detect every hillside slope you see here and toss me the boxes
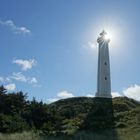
[47,97,140,139]
[0,86,140,140]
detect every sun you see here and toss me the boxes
[104,32,112,41]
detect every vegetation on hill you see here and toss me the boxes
[0,85,140,139]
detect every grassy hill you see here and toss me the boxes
[46,97,140,140]
[0,86,140,140]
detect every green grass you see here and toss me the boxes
[0,129,140,140]
[0,132,40,140]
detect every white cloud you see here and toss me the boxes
[47,90,75,104]
[17,26,30,34]
[5,83,16,91]
[57,90,74,99]
[0,72,38,87]
[46,98,59,104]
[46,84,140,104]
[0,20,30,34]
[123,84,140,101]
[0,77,11,83]
[10,72,27,82]
[5,77,11,82]
[10,72,38,84]
[87,41,97,49]
[0,77,4,82]
[111,92,122,98]
[13,59,36,71]
[29,77,38,84]
[86,94,95,97]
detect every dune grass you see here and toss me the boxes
[0,129,140,140]
[0,132,40,140]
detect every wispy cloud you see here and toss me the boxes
[87,41,97,49]
[0,20,31,34]
[29,77,38,84]
[13,59,36,71]
[10,72,38,84]
[0,76,11,83]
[10,72,27,82]
[0,77,4,82]
[0,57,38,88]
[0,72,38,89]
[5,83,16,91]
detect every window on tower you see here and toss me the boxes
[104,62,107,65]
[105,77,107,80]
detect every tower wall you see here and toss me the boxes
[96,33,111,98]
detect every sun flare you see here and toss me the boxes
[104,33,112,41]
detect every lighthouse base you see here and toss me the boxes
[95,92,112,98]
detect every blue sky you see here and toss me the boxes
[0,0,140,102]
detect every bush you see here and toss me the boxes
[0,114,29,133]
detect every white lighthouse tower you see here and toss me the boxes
[95,30,111,98]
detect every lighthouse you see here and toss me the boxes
[95,30,111,98]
